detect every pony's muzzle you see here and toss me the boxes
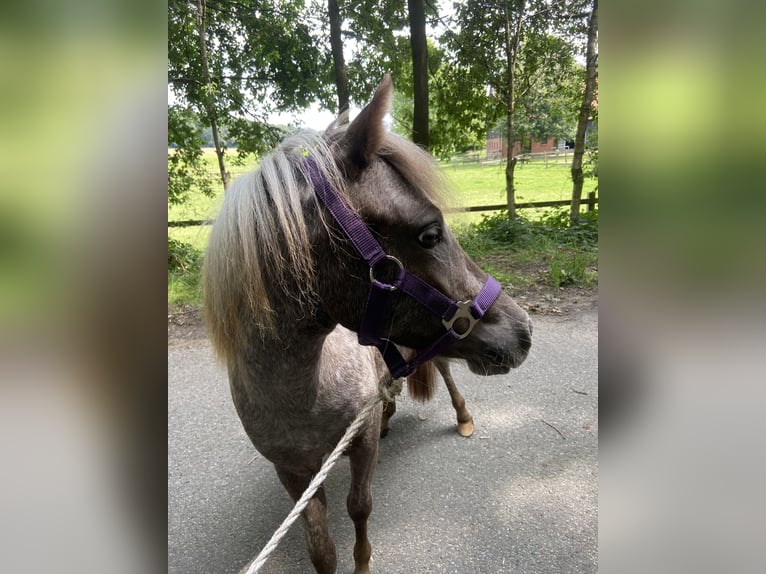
[518,317,533,357]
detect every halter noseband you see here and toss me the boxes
[305,157,501,380]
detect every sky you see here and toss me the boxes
[168,84,353,132]
[267,101,350,131]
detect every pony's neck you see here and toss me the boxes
[241,311,336,385]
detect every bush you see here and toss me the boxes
[465,208,598,251]
[453,208,598,290]
[168,239,203,307]
[168,238,201,272]
[473,211,535,245]
[562,210,598,248]
[548,250,593,287]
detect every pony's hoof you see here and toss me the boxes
[456,419,474,437]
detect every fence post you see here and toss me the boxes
[587,191,596,212]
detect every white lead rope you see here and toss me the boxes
[240,375,404,574]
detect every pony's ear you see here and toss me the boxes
[326,108,349,131]
[339,74,392,173]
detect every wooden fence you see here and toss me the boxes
[452,191,597,214]
[168,192,597,228]
[449,149,574,167]
[514,149,574,166]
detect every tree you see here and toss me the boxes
[167,106,213,206]
[570,0,598,224]
[510,33,582,145]
[343,0,410,103]
[340,0,437,138]
[388,40,487,159]
[195,0,230,189]
[408,0,429,148]
[168,0,331,201]
[328,0,350,117]
[501,0,524,218]
[441,0,588,218]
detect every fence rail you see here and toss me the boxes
[168,219,215,228]
[453,192,597,214]
[168,192,597,228]
[466,149,575,165]
[515,149,574,166]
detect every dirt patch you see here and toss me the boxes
[480,253,598,316]
[168,304,208,346]
[514,282,598,316]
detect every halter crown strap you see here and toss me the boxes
[306,159,387,268]
[304,157,501,379]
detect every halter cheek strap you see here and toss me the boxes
[305,157,501,380]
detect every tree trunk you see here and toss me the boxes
[570,0,598,224]
[408,0,429,148]
[328,0,350,119]
[505,111,517,219]
[503,1,524,219]
[196,0,230,190]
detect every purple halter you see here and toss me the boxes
[305,157,501,380]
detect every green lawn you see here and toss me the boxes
[439,159,597,227]
[169,149,597,248]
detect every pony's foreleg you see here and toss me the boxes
[346,404,382,574]
[274,466,337,574]
[434,358,474,437]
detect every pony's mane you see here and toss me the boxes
[203,124,448,364]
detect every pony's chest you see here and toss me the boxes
[230,378,360,460]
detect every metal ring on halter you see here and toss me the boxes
[442,301,480,340]
[369,255,405,291]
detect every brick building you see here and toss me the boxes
[485,130,570,159]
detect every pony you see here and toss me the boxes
[203,75,532,574]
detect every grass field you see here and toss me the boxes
[439,158,596,227]
[168,149,597,248]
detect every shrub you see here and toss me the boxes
[168,238,201,272]
[454,208,598,290]
[563,210,598,248]
[473,211,535,245]
[462,208,598,251]
[548,250,593,287]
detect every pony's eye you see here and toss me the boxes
[418,224,443,249]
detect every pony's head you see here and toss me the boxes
[203,75,532,374]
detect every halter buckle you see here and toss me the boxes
[369,255,405,291]
[442,301,479,340]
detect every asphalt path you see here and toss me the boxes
[168,307,598,573]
